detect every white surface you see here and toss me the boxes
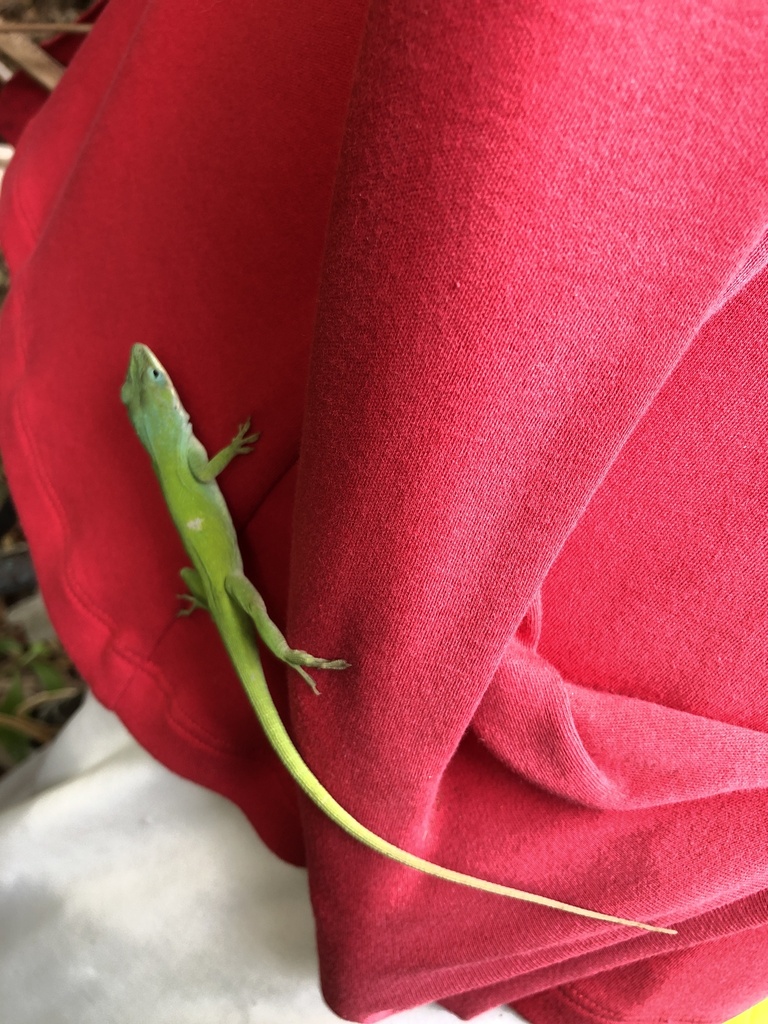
[0,692,525,1024]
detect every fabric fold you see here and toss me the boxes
[475,641,768,810]
[0,0,767,1022]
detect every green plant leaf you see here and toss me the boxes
[0,637,23,658]
[30,660,69,692]
[0,726,32,764]
[0,672,23,714]
[18,641,51,666]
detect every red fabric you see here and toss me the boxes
[1,1,767,1021]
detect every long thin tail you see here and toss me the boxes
[238,658,676,936]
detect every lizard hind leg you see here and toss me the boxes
[224,571,350,695]
[176,566,209,616]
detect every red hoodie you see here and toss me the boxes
[0,2,767,1021]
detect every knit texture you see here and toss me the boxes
[0,1,767,1021]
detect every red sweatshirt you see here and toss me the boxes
[0,2,767,1021]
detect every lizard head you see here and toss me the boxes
[121,343,190,456]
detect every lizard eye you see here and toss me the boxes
[148,367,165,384]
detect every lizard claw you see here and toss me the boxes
[234,419,261,455]
[176,593,207,616]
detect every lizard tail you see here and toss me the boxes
[236,655,676,936]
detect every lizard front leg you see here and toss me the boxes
[187,420,260,483]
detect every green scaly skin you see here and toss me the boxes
[121,343,675,936]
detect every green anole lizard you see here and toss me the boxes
[121,343,675,936]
